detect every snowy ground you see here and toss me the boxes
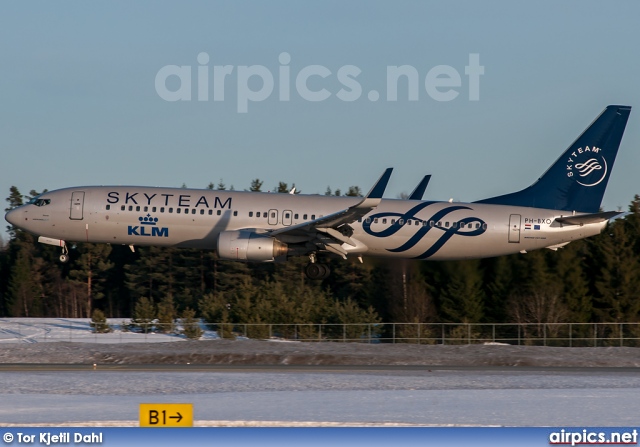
[1,318,640,426]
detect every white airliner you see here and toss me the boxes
[5,105,631,279]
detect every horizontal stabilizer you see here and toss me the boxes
[555,211,622,226]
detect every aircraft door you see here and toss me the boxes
[70,191,85,220]
[282,210,293,226]
[508,214,521,243]
[268,209,278,225]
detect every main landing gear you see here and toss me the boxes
[305,254,330,280]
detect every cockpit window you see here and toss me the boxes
[28,197,51,207]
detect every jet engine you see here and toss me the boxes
[217,230,288,262]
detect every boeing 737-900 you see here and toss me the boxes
[5,105,631,279]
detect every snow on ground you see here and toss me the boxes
[0,318,212,344]
[2,318,640,367]
[2,318,640,426]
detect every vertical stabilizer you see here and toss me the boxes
[476,105,631,212]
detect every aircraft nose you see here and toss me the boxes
[5,208,20,226]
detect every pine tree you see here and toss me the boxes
[157,295,176,333]
[345,186,362,197]
[91,309,111,333]
[249,179,263,192]
[7,243,44,317]
[589,221,640,323]
[132,296,156,333]
[69,243,114,317]
[482,256,514,323]
[437,260,485,323]
[5,186,24,237]
[180,307,203,339]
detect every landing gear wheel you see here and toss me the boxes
[59,244,69,264]
[305,263,331,280]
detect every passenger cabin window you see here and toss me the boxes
[217,210,221,215]
[249,212,253,217]
[177,208,181,214]
[128,206,133,211]
[144,206,148,212]
[160,207,165,213]
[106,205,111,210]
[169,208,173,213]
[294,214,299,219]
[382,218,387,224]
[200,209,205,215]
[208,210,213,215]
[233,211,238,216]
[136,206,140,212]
[303,214,308,220]
[311,214,315,220]
[121,205,125,211]
[191,209,196,215]
[152,207,157,212]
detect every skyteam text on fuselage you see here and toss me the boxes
[5,105,631,279]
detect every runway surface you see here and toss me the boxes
[1,364,639,426]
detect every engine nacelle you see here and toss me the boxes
[217,230,288,262]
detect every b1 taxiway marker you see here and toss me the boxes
[139,403,193,427]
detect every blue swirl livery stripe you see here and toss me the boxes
[362,203,486,259]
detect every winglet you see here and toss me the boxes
[356,168,393,209]
[408,175,431,200]
[366,167,393,199]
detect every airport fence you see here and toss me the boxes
[2,319,640,346]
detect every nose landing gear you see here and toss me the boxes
[59,244,69,263]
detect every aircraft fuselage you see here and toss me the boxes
[8,186,603,261]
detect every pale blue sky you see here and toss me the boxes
[2,1,639,241]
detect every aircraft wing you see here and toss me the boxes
[269,168,393,253]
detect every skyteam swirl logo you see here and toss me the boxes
[575,158,603,177]
[362,202,486,259]
[566,146,608,187]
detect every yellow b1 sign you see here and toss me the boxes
[139,403,193,427]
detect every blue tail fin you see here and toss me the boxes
[476,105,631,213]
